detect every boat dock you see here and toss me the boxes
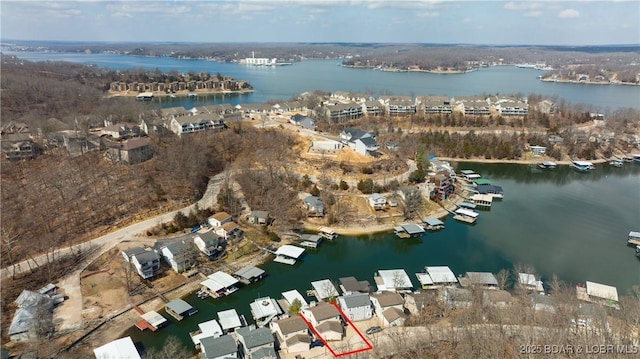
[628,231,640,246]
[394,223,425,238]
[273,245,305,265]
[453,208,479,224]
[135,306,168,331]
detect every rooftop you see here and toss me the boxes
[201,271,239,293]
[237,326,275,349]
[218,309,242,330]
[165,299,193,316]
[93,337,141,359]
[234,266,265,280]
[306,302,340,322]
[311,279,339,300]
[275,245,305,259]
[425,266,458,284]
[200,335,237,359]
[273,316,309,335]
[338,292,372,309]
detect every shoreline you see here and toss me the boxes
[540,78,639,86]
[106,89,254,98]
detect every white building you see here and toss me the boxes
[374,269,413,292]
[337,293,373,322]
[94,337,141,359]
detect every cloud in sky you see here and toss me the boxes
[0,1,637,45]
[558,8,580,18]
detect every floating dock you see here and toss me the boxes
[628,231,640,246]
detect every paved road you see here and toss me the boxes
[1,172,228,280]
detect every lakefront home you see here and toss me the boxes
[270,316,310,354]
[304,196,324,217]
[193,230,221,258]
[121,246,161,279]
[337,292,373,321]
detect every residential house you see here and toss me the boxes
[200,335,238,359]
[121,246,161,279]
[492,97,528,116]
[379,96,417,116]
[316,320,344,341]
[193,230,221,258]
[452,96,490,116]
[270,316,309,354]
[482,290,514,309]
[216,222,243,241]
[440,287,473,309]
[339,127,375,144]
[362,101,384,116]
[101,122,141,139]
[93,337,141,359]
[534,99,556,114]
[548,135,564,144]
[247,210,270,225]
[529,145,546,156]
[191,319,224,348]
[209,212,233,228]
[157,241,194,273]
[289,114,317,131]
[304,196,324,217]
[169,114,225,136]
[576,281,619,309]
[1,133,36,161]
[160,106,190,121]
[325,103,363,122]
[301,302,342,327]
[139,115,166,136]
[381,307,407,328]
[370,292,404,322]
[385,140,399,152]
[430,170,454,201]
[337,293,373,321]
[418,96,452,115]
[368,193,387,210]
[353,137,380,156]
[236,326,276,359]
[104,137,153,165]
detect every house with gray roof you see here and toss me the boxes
[234,266,266,284]
[247,210,271,225]
[339,127,379,156]
[304,196,324,217]
[337,293,373,321]
[200,334,238,359]
[193,230,221,258]
[339,276,371,294]
[156,240,194,273]
[122,246,161,279]
[270,316,309,353]
[289,114,317,131]
[236,326,276,359]
[459,272,499,289]
[302,302,342,327]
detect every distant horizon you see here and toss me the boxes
[1,1,638,45]
[2,39,639,48]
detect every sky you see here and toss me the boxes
[1,0,639,46]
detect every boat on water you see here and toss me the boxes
[537,161,557,169]
[622,155,634,162]
[609,159,623,167]
[570,160,596,172]
[636,245,640,258]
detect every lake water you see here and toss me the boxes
[4,50,640,111]
[125,162,640,354]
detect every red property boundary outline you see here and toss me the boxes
[298,302,373,357]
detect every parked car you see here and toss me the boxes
[365,326,382,335]
[310,340,325,348]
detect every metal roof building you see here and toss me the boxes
[93,336,141,359]
[311,279,340,300]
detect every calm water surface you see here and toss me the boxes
[126,163,640,354]
[4,51,640,111]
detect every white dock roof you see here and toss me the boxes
[311,279,339,300]
[201,271,239,292]
[378,269,413,290]
[275,245,305,259]
[425,266,458,284]
[455,208,479,218]
[93,337,141,359]
[191,319,223,346]
[141,311,167,329]
[415,273,434,286]
[401,223,425,235]
[518,273,536,286]
[250,297,283,319]
[282,289,308,307]
[573,160,594,166]
[586,281,619,302]
[218,309,242,330]
[629,231,640,239]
